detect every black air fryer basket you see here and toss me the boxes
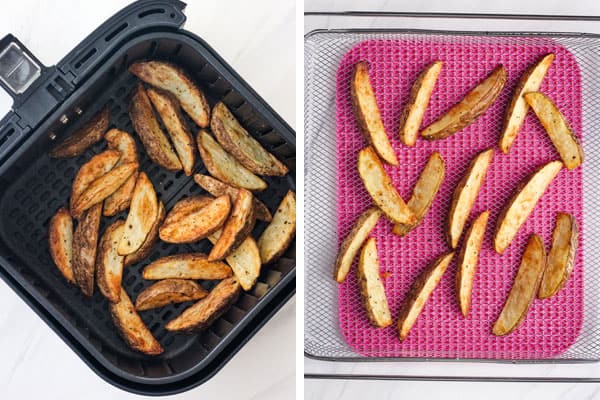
[0,0,295,395]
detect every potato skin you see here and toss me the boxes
[135,279,208,311]
[72,203,102,297]
[48,207,75,283]
[123,201,165,267]
[49,106,109,158]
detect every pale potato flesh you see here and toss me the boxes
[257,190,296,264]
[358,237,392,328]
[48,207,75,283]
[96,220,126,303]
[70,150,121,215]
[124,201,165,267]
[208,230,261,291]
[103,129,139,216]
[142,253,232,280]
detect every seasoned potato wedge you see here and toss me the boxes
[103,129,139,216]
[135,279,208,311]
[358,237,392,328]
[351,61,398,165]
[124,202,165,267]
[393,151,445,237]
[72,203,102,296]
[258,190,296,264]
[49,106,109,158]
[208,230,261,291]
[397,252,454,341]
[48,207,75,283]
[96,220,126,302]
[447,149,494,248]
[110,287,163,355]
[500,54,554,153]
[142,253,232,280]
[493,234,546,336]
[163,195,213,226]
[494,160,563,254]
[524,92,584,170]
[166,277,241,333]
[209,189,255,261]
[357,147,415,225]
[538,213,578,299]
[421,66,506,140]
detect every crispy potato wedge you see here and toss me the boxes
[494,160,563,254]
[357,147,415,225]
[397,252,454,341]
[209,189,255,261]
[393,151,445,237]
[142,253,232,280]
[351,61,398,165]
[421,66,506,140]
[447,148,494,248]
[49,106,109,158]
[334,207,382,283]
[129,83,182,171]
[358,237,392,328]
[72,203,102,296]
[493,234,546,336]
[211,102,288,176]
[524,92,584,170]
[163,195,213,226]
[538,213,578,299]
[197,130,267,191]
[129,61,210,128]
[456,210,489,317]
[208,230,261,291]
[258,190,296,264]
[135,279,208,311]
[166,277,241,333]
[110,287,163,355]
[48,207,75,283]
[103,129,139,216]
[500,54,555,153]
[147,87,196,176]
[399,61,443,147]
[96,220,126,302]
[124,201,165,267]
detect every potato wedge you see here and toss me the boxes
[124,201,165,267]
[393,151,445,237]
[48,207,75,283]
[135,279,208,311]
[197,130,267,191]
[166,277,241,333]
[499,54,554,153]
[524,92,584,170]
[258,190,296,264]
[129,60,210,128]
[494,160,563,254]
[397,252,454,341]
[49,106,109,158]
[350,61,398,165]
[103,129,139,216]
[147,87,196,176]
[110,287,163,355]
[456,210,489,317]
[208,230,261,291]
[334,207,382,283]
[493,234,546,336]
[72,203,102,296]
[357,147,415,225]
[399,61,443,147]
[129,83,182,171]
[209,189,255,261]
[162,195,213,226]
[96,220,126,302]
[538,213,578,299]
[421,66,506,140]
[357,237,392,328]
[447,148,494,248]
[142,253,232,280]
[194,173,272,222]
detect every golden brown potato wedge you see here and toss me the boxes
[110,287,163,355]
[142,253,232,280]
[399,61,443,147]
[447,148,494,248]
[357,147,415,225]
[393,151,445,237]
[421,66,506,140]
[72,203,102,296]
[129,61,210,128]
[524,92,584,170]
[351,61,398,166]
[135,279,208,311]
[103,129,139,216]
[538,213,578,299]
[499,54,554,153]
[166,277,241,333]
[456,210,489,317]
[96,220,126,303]
[357,237,392,328]
[397,252,454,341]
[197,130,267,191]
[48,207,75,283]
[208,230,261,291]
[162,195,213,226]
[49,106,109,158]
[258,190,296,264]
[124,201,165,267]
[494,160,563,254]
[493,234,546,336]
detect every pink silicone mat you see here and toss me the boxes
[335,37,584,359]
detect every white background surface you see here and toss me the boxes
[0,0,295,399]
